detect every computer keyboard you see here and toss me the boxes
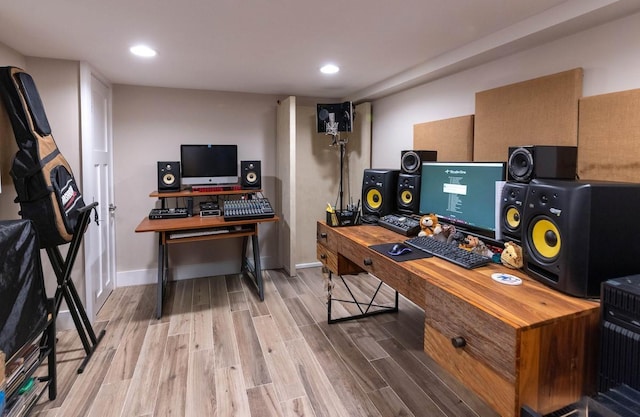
[377,213,421,236]
[223,198,275,221]
[404,236,491,269]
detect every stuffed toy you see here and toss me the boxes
[459,235,494,257]
[418,213,442,237]
[501,241,523,269]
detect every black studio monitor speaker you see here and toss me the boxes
[362,169,399,217]
[522,179,640,298]
[400,150,437,175]
[397,173,421,214]
[157,161,181,192]
[499,182,529,243]
[241,160,261,189]
[508,145,577,183]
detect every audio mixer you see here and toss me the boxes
[223,198,275,221]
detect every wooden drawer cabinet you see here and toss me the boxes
[424,282,599,417]
[316,223,363,276]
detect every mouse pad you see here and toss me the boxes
[369,243,433,262]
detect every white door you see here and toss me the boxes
[80,63,115,319]
[276,97,296,276]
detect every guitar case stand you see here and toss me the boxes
[0,66,105,373]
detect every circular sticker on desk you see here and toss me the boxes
[491,273,523,286]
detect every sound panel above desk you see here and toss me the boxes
[474,68,582,162]
[578,88,640,182]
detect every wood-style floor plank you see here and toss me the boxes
[30,266,507,417]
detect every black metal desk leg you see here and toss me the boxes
[156,233,165,319]
[251,233,264,301]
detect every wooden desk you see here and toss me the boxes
[317,221,600,417]
[136,214,278,318]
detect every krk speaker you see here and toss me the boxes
[157,161,181,192]
[508,145,577,183]
[499,182,529,243]
[400,150,437,174]
[241,160,261,189]
[362,169,399,217]
[397,173,421,214]
[599,275,640,392]
[522,179,640,298]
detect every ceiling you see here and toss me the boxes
[1,0,639,101]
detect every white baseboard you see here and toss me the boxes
[296,261,322,269]
[117,255,279,287]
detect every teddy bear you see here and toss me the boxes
[501,241,523,269]
[418,213,442,237]
[459,235,494,257]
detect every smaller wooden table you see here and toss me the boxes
[136,214,278,318]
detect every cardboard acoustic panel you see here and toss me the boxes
[413,115,474,161]
[474,68,583,162]
[578,89,640,182]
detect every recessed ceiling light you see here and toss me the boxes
[130,45,157,58]
[320,64,339,74]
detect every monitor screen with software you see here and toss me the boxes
[419,161,506,238]
[180,144,238,186]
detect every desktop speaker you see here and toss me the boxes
[521,179,640,298]
[241,160,261,189]
[599,275,640,392]
[362,169,399,217]
[157,161,181,192]
[499,182,529,243]
[396,173,420,214]
[507,145,577,183]
[400,150,437,175]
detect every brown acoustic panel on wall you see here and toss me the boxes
[474,68,583,162]
[578,89,640,182]
[413,115,474,161]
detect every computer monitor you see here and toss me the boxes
[419,161,506,239]
[180,144,238,186]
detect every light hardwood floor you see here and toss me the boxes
[31,267,499,417]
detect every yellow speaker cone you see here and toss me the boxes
[247,172,257,183]
[163,173,175,185]
[530,218,561,260]
[401,190,413,204]
[366,189,382,210]
[505,207,520,229]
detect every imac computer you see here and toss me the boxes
[419,161,506,240]
[180,144,238,186]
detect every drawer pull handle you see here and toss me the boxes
[320,232,328,239]
[320,254,327,260]
[451,336,466,348]
[363,258,373,266]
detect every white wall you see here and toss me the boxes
[371,11,640,169]
[113,85,282,285]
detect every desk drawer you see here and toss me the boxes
[424,283,517,382]
[424,283,518,416]
[339,236,424,308]
[317,222,338,251]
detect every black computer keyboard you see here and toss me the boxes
[404,236,491,269]
[378,213,421,236]
[223,198,275,221]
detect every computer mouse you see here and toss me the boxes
[388,243,412,256]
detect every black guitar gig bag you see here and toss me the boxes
[0,66,86,248]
